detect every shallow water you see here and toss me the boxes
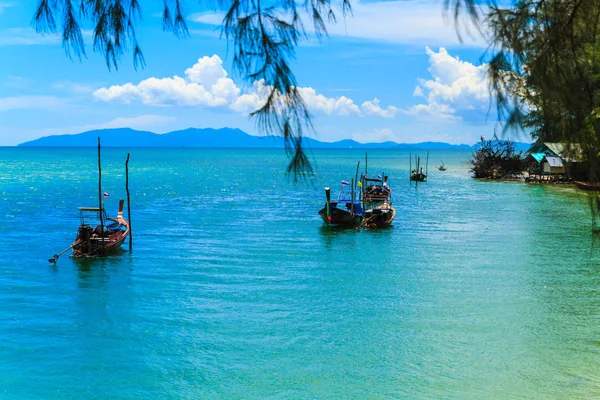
[1,147,600,399]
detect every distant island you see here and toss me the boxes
[18,127,532,151]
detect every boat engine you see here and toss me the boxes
[77,225,92,242]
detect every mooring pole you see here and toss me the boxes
[410,152,412,186]
[125,152,132,251]
[98,137,104,248]
[351,178,355,216]
[354,161,360,190]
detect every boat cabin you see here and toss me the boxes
[331,187,363,215]
[363,176,391,203]
[78,207,124,235]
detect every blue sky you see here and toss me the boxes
[0,0,520,146]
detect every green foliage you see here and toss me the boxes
[483,0,600,167]
[470,135,525,178]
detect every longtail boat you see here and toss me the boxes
[410,152,429,182]
[574,181,600,191]
[49,137,132,263]
[361,173,396,229]
[72,202,130,259]
[318,182,363,228]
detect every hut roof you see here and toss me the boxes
[529,152,545,163]
[545,156,563,167]
[543,142,583,162]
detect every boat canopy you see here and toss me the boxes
[78,207,108,225]
[337,188,361,203]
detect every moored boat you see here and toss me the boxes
[360,171,396,229]
[363,203,396,228]
[574,181,600,191]
[318,181,363,228]
[72,201,130,259]
[48,137,133,264]
[410,171,427,182]
[410,152,429,182]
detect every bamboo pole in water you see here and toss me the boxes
[355,161,360,191]
[351,178,355,216]
[98,137,104,249]
[125,152,132,251]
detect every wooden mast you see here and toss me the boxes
[354,161,360,191]
[410,152,412,185]
[98,137,104,249]
[351,178,355,216]
[425,151,429,181]
[354,161,360,214]
[125,152,132,251]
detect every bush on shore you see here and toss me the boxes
[470,135,526,179]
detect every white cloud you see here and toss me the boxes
[52,81,97,94]
[94,55,240,108]
[405,103,459,121]
[298,87,360,116]
[189,1,486,48]
[0,96,67,111]
[93,54,397,119]
[361,98,398,118]
[92,115,176,130]
[406,46,489,121]
[229,80,268,113]
[352,128,393,143]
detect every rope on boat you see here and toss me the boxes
[357,214,379,230]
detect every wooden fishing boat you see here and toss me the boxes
[72,201,130,259]
[410,171,427,182]
[49,137,133,264]
[363,176,392,203]
[363,203,396,229]
[574,181,600,191]
[318,182,363,228]
[360,168,396,229]
[410,152,429,182]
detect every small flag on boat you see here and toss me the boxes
[103,192,109,198]
[341,180,349,185]
[377,174,382,179]
[357,181,362,188]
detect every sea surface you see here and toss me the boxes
[1,147,600,399]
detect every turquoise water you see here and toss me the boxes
[1,147,600,399]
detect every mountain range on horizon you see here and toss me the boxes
[17,127,533,151]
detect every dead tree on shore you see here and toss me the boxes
[470,135,525,179]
